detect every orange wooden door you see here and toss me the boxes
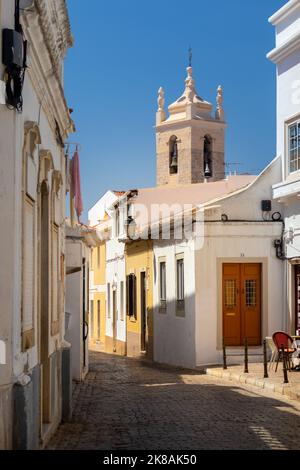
[223,264,241,346]
[241,263,261,346]
[223,264,261,346]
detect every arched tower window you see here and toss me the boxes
[203,135,213,178]
[169,135,178,175]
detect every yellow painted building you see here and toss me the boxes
[125,240,154,360]
[89,242,106,348]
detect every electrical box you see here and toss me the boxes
[261,200,272,212]
[2,29,24,68]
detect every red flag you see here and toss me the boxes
[71,149,83,220]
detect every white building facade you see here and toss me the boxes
[89,191,127,355]
[269,0,300,334]
[153,160,284,368]
[0,0,74,449]
[65,225,97,382]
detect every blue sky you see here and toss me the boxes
[65,0,286,221]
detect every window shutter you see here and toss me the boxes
[52,225,59,323]
[133,274,137,319]
[126,275,130,315]
[23,199,35,332]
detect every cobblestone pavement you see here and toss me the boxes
[47,352,300,450]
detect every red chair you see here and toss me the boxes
[272,331,296,372]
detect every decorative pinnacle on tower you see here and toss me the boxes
[215,85,224,121]
[155,61,226,186]
[156,86,166,125]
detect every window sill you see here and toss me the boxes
[176,301,185,317]
[272,177,300,200]
[176,310,185,318]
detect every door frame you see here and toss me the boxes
[140,271,147,352]
[222,263,262,346]
[112,289,117,352]
[39,181,51,426]
[217,258,268,350]
[295,265,300,332]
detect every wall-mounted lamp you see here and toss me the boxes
[221,214,228,222]
[272,212,282,221]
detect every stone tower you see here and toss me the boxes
[156,67,226,186]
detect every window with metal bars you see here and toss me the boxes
[126,274,137,319]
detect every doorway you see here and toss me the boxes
[112,290,117,352]
[40,181,51,425]
[223,263,261,346]
[140,272,147,352]
[295,265,300,333]
[97,300,101,340]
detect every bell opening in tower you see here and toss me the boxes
[204,135,213,179]
[169,135,178,175]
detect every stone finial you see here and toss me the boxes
[185,67,196,104]
[215,85,224,121]
[156,87,166,125]
[157,86,165,111]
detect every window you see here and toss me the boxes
[225,280,236,308]
[204,135,212,178]
[97,300,101,339]
[169,135,178,175]
[245,280,256,307]
[126,274,137,318]
[22,197,35,334]
[176,256,185,314]
[295,266,300,331]
[159,259,166,311]
[97,246,100,269]
[90,300,94,339]
[52,224,59,325]
[120,281,124,321]
[107,283,111,318]
[288,120,300,173]
[90,249,94,270]
[115,207,120,238]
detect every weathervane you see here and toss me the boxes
[188,46,192,67]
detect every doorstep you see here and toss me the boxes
[205,363,300,402]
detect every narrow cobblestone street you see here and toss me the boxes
[48,352,300,450]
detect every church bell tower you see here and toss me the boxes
[156,65,226,186]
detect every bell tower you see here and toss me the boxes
[156,66,226,186]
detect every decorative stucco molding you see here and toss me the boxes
[21,2,75,141]
[269,0,300,25]
[52,170,63,195]
[39,149,54,185]
[267,30,300,64]
[34,0,73,74]
[24,121,41,154]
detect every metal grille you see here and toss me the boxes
[225,280,236,307]
[246,280,256,307]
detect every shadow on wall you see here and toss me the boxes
[152,289,197,370]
